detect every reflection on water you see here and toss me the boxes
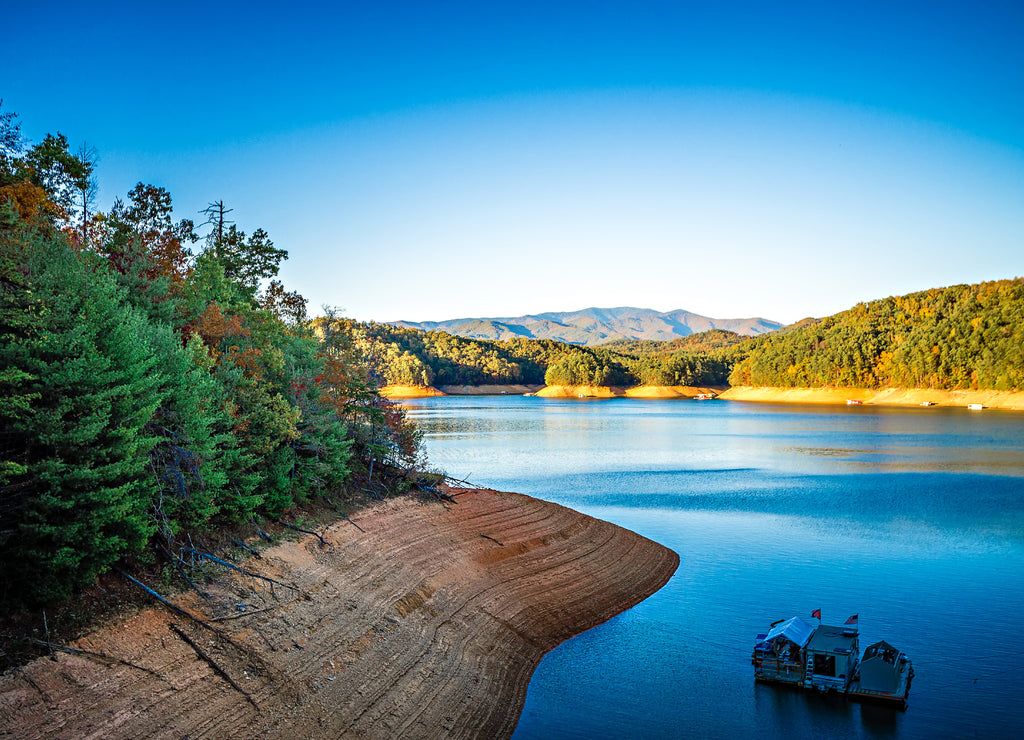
[403,397,1024,740]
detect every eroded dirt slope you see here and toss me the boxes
[0,489,678,739]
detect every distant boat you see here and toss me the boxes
[968,403,984,410]
[920,401,934,406]
[695,393,717,400]
[846,399,864,405]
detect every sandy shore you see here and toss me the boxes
[624,385,726,399]
[720,386,1024,410]
[535,385,627,398]
[535,385,725,399]
[0,490,677,739]
[378,384,447,398]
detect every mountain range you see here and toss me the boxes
[390,307,783,346]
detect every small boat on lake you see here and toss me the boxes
[846,399,864,405]
[968,403,984,410]
[753,614,912,708]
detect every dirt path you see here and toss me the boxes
[0,489,678,739]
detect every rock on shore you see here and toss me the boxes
[0,489,678,739]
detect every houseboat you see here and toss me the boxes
[695,392,717,400]
[846,399,864,405]
[802,623,859,693]
[752,616,816,686]
[753,615,912,708]
[848,641,914,709]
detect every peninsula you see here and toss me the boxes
[0,489,678,739]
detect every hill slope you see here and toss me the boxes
[392,307,782,346]
[729,279,1024,390]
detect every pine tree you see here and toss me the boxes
[0,224,164,606]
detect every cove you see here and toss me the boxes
[402,396,1024,740]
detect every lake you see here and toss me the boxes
[401,396,1024,740]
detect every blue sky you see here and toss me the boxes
[5,1,1023,324]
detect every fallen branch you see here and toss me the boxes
[32,639,168,680]
[444,472,481,489]
[14,666,48,702]
[118,570,286,688]
[159,543,212,602]
[118,569,210,626]
[42,611,56,661]
[169,624,258,710]
[276,519,330,548]
[342,513,365,533]
[208,605,279,622]
[233,539,262,558]
[178,549,301,594]
[252,522,274,542]
[417,485,456,502]
[117,569,256,657]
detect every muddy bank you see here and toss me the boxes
[720,385,1024,410]
[0,489,677,739]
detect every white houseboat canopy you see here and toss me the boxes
[765,616,816,647]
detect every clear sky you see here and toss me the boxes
[5,1,1023,325]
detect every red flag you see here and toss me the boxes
[811,608,821,619]
[845,614,859,626]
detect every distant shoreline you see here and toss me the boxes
[719,386,1024,410]
[380,383,1024,410]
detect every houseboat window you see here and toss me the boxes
[813,654,836,677]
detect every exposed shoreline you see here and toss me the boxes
[719,386,1024,410]
[438,383,545,396]
[381,383,1024,410]
[0,489,678,739]
[380,384,725,399]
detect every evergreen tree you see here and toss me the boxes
[0,224,163,606]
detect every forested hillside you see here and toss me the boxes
[359,280,1024,393]
[0,106,419,610]
[729,280,1024,390]
[348,321,736,388]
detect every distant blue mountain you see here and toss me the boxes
[391,307,783,346]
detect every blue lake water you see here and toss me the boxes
[401,396,1024,739]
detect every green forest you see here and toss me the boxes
[345,322,736,388]
[1,106,422,611]
[728,280,1024,390]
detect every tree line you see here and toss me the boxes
[1,105,420,610]
[348,321,737,387]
